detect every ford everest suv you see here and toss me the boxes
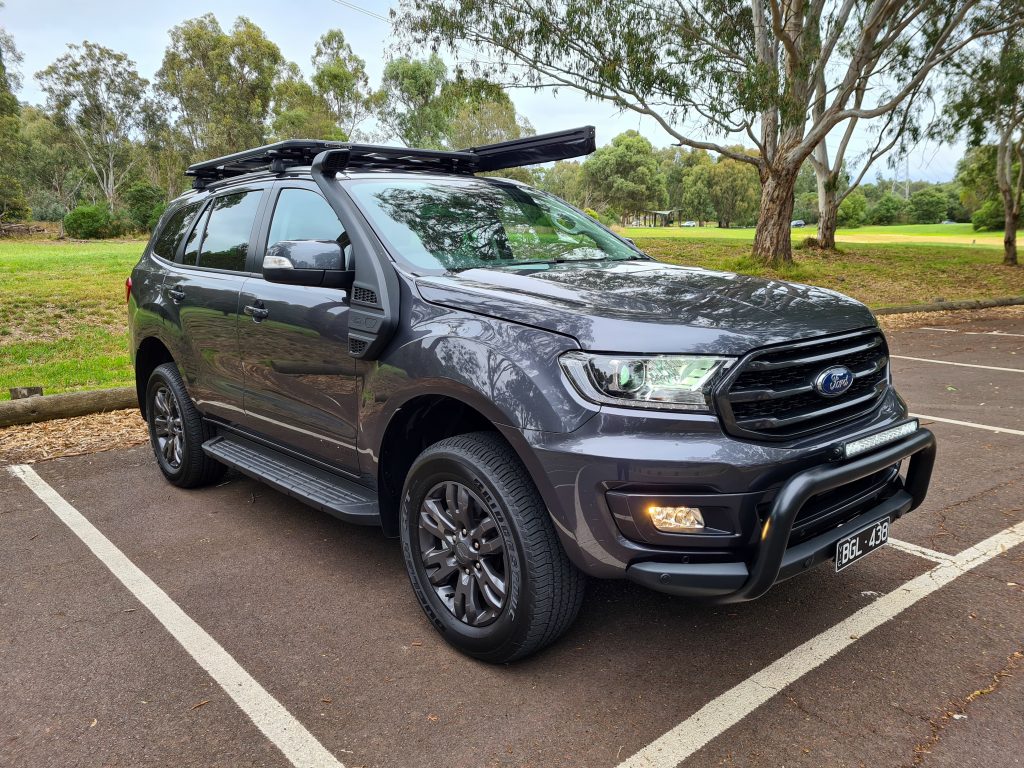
[128,128,936,663]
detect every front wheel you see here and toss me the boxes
[400,432,585,663]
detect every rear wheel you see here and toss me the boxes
[145,362,225,488]
[400,432,585,663]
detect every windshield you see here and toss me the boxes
[346,177,643,273]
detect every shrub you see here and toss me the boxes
[869,192,907,225]
[971,199,1004,231]
[909,188,948,224]
[837,191,868,228]
[63,204,127,239]
[123,183,167,232]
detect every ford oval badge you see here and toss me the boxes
[814,366,854,397]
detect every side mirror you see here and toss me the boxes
[263,240,354,289]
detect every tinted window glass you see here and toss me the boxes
[268,189,344,247]
[347,179,639,272]
[196,190,263,271]
[153,201,201,260]
[181,205,210,266]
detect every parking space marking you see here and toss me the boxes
[887,538,957,564]
[8,464,346,768]
[616,519,1024,768]
[911,413,1024,437]
[891,355,1024,373]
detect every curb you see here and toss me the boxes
[0,387,137,428]
[874,296,1024,316]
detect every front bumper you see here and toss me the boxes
[626,426,936,601]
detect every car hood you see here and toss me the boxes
[414,260,877,355]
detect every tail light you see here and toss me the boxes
[125,276,132,304]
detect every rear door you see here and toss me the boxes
[238,181,359,474]
[160,184,269,423]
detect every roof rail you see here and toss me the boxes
[185,126,597,188]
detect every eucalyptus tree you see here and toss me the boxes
[398,0,1017,265]
[155,15,283,158]
[0,10,29,223]
[943,30,1024,266]
[312,30,375,140]
[36,43,152,207]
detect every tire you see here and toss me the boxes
[399,431,585,663]
[145,362,225,488]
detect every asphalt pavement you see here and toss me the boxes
[2,313,1023,768]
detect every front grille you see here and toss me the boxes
[717,329,890,440]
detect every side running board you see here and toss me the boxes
[202,435,380,526]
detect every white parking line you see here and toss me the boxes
[891,355,1024,373]
[911,413,1024,437]
[8,464,346,768]
[887,538,956,564]
[616,519,1024,768]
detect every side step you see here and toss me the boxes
[202,435,380,526]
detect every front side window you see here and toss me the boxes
[190,190,263,271]
[346,178,642,273]
[267,188,345,247]
[153,201,201,261]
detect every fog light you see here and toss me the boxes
[647,505,705,532]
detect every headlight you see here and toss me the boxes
[559,352,734,411]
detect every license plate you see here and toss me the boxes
[835,517,889,572]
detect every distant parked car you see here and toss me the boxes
[682,220,697,227]
[791,220,806,228]
[942,220,956,225]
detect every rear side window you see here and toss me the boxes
[267,188,344,247]
[187,190,263,271]
[152,201,201,260]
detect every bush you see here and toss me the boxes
[869,192,907,225]
[123,183,167,232]
[837,191,868,228]
[971,199,1004,231]
[909,188,948,224]
[63,204,127,239]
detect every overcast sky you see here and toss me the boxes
[2,0,961,182]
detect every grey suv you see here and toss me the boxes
[128,128,936,662]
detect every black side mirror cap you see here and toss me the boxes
[263,240,354,290]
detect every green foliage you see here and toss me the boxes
[837,191,868,228]
[64,204,126,239]
[17,106,88,224]
[0,17,29,223]
[582,131,666,223]
[792,192,819,225]
[271,62,345,142]
[909,188,949,224]
[972,199,1005,231]
[311,30,374,140]
[707,156,760,228]
[36,42,151,206]
[375,55,451,148]
[123,182,167,232]
[155,14,283,157]
[870,193,908,225]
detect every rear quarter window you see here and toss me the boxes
[152,201,202,261]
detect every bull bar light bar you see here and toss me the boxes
[836,419,919,460]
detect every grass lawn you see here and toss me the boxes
[0,239,144,400]
[623,222,1003,248]
[0,232,1022,399]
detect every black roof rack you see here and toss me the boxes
[185,127,596,189]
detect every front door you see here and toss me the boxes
[238,183,360,474]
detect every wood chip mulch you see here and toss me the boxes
[0,408,149,466]
[876,304,1024,331]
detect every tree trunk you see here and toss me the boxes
[814,162,839,249]
[1004,205,1018,267]
[752,164,799,266]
